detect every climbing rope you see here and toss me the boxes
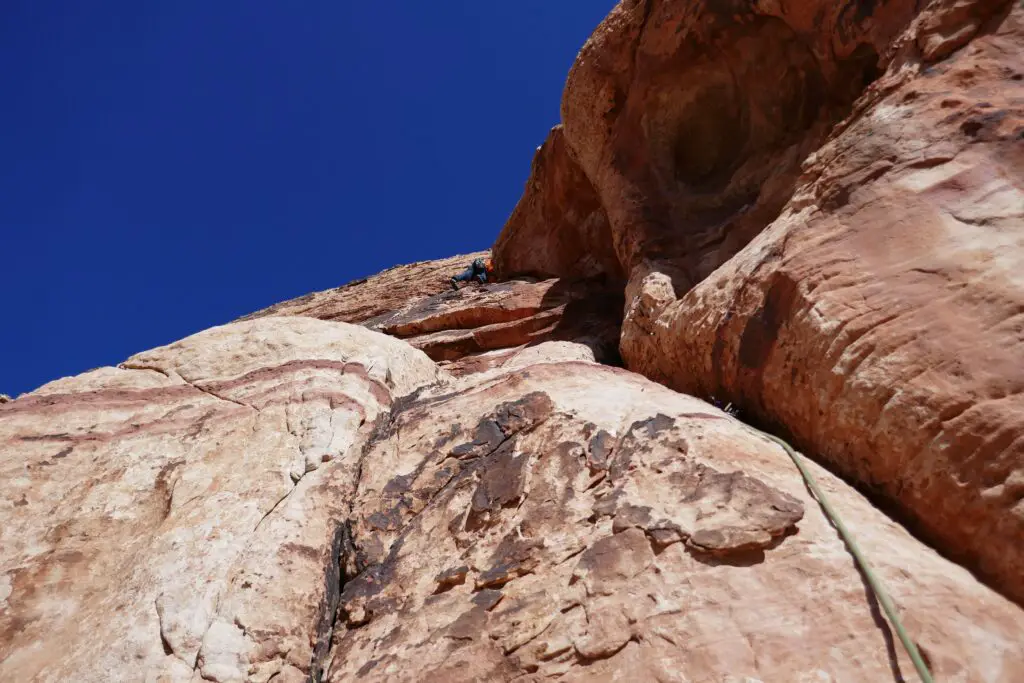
[750,427,934,683]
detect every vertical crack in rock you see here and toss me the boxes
[308,520,356,683]
[155,598,191,667]
[305,390,420,683]
[252,479,302,534]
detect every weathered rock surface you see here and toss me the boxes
[324,362,1024,681]
[4,324,1022,681]
[4,0,1024,680]
[617,2,1024,601]
[365,278,623,373]
[493,0,1023,602]
[240,251,489,325]
[247,259,624,377]
[0,317,441,682]
[498,0,927,284]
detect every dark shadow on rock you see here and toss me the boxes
[683,524,798,568]
[530,275,625,367]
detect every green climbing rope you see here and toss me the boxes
[752,428,934,683]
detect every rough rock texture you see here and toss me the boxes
[4,0,1024,679]
[617,2,1024,601]
[247,260,624,378]
[494,0,1023,602]
[5,326,1022,681]
[240,251,489,325]
[497,0,924,285]
[324,362,1024,682]
[0,317,441,682]
[365,278,623,374]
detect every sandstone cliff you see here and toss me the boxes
[497,0,1024,605]
[4,312,1023,682]
[3,0,1024,681]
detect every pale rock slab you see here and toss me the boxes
[0,317,440,682]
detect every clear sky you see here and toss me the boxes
[1,1,613,396]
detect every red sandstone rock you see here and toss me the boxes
[619,1,1024,602]
[254,269,624,376]
[369,278,622,367]
[0,317,441,682]
[494,0,1022,603]
[3,1,1024,680]
[4,300,1020,682]
[240,251,489,325]
[369,278,565,337]
[498,0,924,285]
[323,363,1024,681]
[493,126,620,281]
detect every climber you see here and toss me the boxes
[450,257,494,290]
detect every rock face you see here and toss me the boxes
[0,317,441,682]
[363,278,623,375]
[241,251,490,325]
[495,0,1024,603]
[323,362,1024,682]
[3,317,1023,681]
[498,0,923,285]
[3,0,1024,680]
[247,256,625,379]
[617,2,1024,601]
[492,126,621,282]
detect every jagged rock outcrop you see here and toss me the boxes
[248,256,625,377]
[495,0,1024,602]
[322,362,1024,682]
[363,278,623,375]
[492,126,621,282]
[241,252,490,325]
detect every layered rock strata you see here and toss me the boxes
[0,318,441,682]
[248,258,625,378]
[241,251,490,325]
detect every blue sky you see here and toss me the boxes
[1,1,612,396]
